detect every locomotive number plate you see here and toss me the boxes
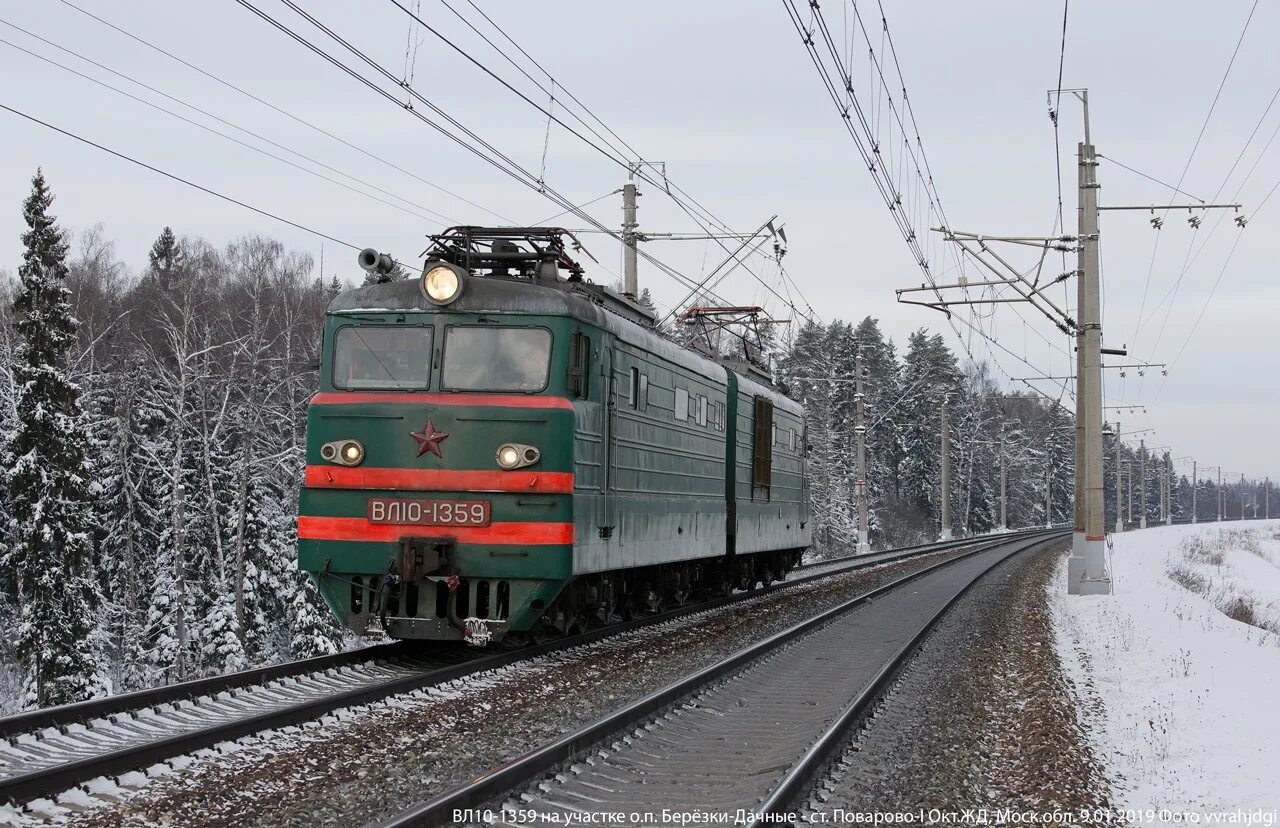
[367,498,491,527]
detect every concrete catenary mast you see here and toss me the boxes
[940,395,952,541]
[1067,91,1111,595]
[854,350,870,553]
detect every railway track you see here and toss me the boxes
[374,529,1068,827]
[0,531,1033,813]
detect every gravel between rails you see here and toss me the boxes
[803,540,1114,818]
[49,545,981,828]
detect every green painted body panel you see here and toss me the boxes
[570,329,729,574]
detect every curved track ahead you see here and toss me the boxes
[375,529,1068,827]
[0,531,1030,810]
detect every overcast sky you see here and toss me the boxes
[1,0,1276,480]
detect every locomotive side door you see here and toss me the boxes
[599,340,618,535]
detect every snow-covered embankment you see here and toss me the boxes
[1052,521,1280,814]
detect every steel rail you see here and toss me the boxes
[374,529,1067,827]
[752,531,1067,824]
[0,530,1038,808]
[0,641,408,742]
[0,530,1001,742]
[0,531,983,744]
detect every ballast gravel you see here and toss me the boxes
[804,541,1115,819]
[56,545,984,828]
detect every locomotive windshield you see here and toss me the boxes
[442,326,551,392]
[332,325,433,390]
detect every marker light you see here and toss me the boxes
[422,262,466,305]
[497,445,521,469]
[321,439,365,466]
[497,443,540,470]
[340,441,364,465]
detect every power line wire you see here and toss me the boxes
[0,101,367,253]
[55,0,511,224]
[0,24,457,226]
[1135,108,1280,336]
[238,0,805,320]
[1097,154,1205,203]
[1154,169,1280,399]
[382,0,819,323]
[1134,83,1280,342]
[782,0,1070,403]
[1129,0,1261,355]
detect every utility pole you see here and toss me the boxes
[1267,477,1271,520]
[1158,456,1166,525]
[940,395,952,541]
[1192,460,1198,524]
[1164,457,1172,526]
[1242,473,1247,520]
[1204,465,1221,522]
[1114,421,1124,533]
[1068,97,1111,594]
[999,421,1008,532]
[621,173,639,298]
[893,88,1243,594]
[1045,453,1053,528]
[1139,440,1148,529]
[1127,457,1134,524]
[1116,425,1152,531]
[1158,464,1164,524]
[854,350,870,553]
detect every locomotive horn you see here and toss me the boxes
[358,248,396,275]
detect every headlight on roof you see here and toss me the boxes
[421,262,466,305]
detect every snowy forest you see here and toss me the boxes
[1,171,1271,712]
[0,172,344,711]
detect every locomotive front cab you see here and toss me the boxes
[298,230,594,644]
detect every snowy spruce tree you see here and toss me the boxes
[4,170,106,706]
[290,574,342,658]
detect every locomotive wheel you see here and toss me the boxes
[643,585,662,614]
[702,562,731,598]
[592,586,618,626]
[525,619,557,645]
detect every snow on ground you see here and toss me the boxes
[1053,521,1280,817]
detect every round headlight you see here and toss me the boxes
[423,264,462,305]
[339,440,365,466]
[497,444,521,470]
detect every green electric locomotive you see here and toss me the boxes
[298,227,811,644]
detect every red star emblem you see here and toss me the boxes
[410,419,449,458]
